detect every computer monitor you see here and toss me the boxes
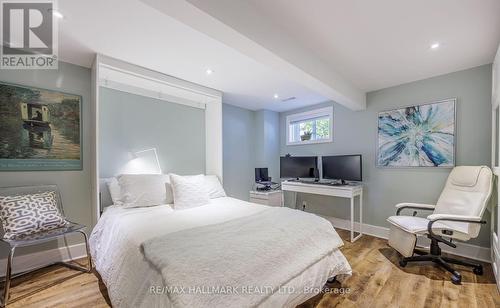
[255,168,269,182]
[322,155,362,183]
[280,156,318,179]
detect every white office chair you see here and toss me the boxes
[387,166,493,284]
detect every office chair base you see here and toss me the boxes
[327,276,337,283]
[398,242,483,285]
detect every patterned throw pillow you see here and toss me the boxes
[0,191,67,239]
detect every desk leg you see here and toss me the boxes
[359,191,363,236]
[351,193,363,242]
[350,197,354,242]
[294,191,298,210]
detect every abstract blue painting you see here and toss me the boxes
[377,99,455,167]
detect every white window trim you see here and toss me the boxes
[286,106,333,146]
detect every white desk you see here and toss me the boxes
[281,181,363,242]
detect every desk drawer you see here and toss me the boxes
[249,195,282,207]
[249,197,269,205]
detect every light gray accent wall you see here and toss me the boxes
[223,104,256,200]
[280,64,492,247]
[222,105,280,201]
[99,87,205,177]
[254,110,280,182]
[0,62,92,257]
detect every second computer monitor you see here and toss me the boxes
[322,155,362,182]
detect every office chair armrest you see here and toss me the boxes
[427,214,483,223]
[395,203,435,215]
[426,214,486,248]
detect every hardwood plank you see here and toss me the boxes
[1,229,498,307]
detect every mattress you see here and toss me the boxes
[89,197,351,308]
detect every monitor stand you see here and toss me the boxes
[329,179,347,186]
[288,178,321,183]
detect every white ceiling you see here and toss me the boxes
[143,0,366,110]
[57,0,500,112]
[57,0,329,112]
[249,0,500,91]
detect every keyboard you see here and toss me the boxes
[286,180,356,186]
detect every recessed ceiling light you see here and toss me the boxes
[205,68,213,75]
[51,9,64,19]
[273,94,279,99]
[430,42,440,49]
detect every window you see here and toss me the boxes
[286,106,333,145]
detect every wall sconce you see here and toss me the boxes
[120,147,162,174]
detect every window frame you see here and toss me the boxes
[286,106,333,146]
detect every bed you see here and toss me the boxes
[89,196,352,308]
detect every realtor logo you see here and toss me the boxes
[1,0,58,69]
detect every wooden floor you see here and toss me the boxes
[3,230,499,308]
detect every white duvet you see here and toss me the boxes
[90,197,352,308]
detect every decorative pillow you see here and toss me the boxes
[118,174,173,207]
[204,175,226,199]
[0,191,67,239]
[169,174,210,210]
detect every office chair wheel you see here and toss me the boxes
[399,260,407,267]
[451,274,461,285]
[473,266,483,275]
[327,277,337,283]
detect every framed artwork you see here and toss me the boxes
[0,82,82,171]
[377,99,456,168]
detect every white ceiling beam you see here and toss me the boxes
[140,0,366,111]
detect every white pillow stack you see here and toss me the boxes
[108,173,226,209]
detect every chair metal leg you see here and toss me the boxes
[0,231,92,307]
[80,230,93,272]
[2,246,16,307]
[58,231,92,273]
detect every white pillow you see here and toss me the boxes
[204,175,226,199]
[106,177,123,205]
[118,174,173,207]
[169,174,210,210]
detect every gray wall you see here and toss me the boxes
[0,61,491,262]
[0,62,92,257]
[254,110,280,182]
[99,87,205,177]
[223,104,256,200]
[222,104,280,200]
[280,64,492,247]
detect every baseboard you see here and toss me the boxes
[323,215,389,239]
[322,215,492,263]
[0,242,87,277]
[492,233,500,291]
